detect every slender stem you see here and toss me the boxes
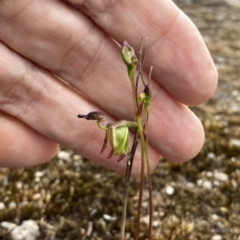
[134,115,146,240]
[144,136,152,240]
[121,67,138,240]
[121,36,153,240]
[143,81,153,239]
[130,76,137,113]
[97,121,109,131]
[120,130,139,240]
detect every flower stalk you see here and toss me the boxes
[77,35,153,240]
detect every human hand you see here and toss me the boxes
[0,0,217,175]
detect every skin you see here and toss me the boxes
[0,0,218,176]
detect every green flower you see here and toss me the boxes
[110,124,129,156]
[121,40,138,80]
[100,120,137,162]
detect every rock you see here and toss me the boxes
[229,138,240,148]
[10,220,39,240]
[213,171,229,182]
[0,221,16,231]
[212,235,223,240]
[202,180,213,190]
[8,201,17,209]
[34,171,45,178]
[103,214,116,221]
[165,185,175,195]
[0,202,5,210]
[57,151,71,161]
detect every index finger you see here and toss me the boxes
[67,0,218,105]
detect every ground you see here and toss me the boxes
[0,3,240,240]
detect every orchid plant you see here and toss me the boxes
[78,36,153,240]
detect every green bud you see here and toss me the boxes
[139,92,145,103]
[143,84,152,110]
[121,40,135,66]
[121,41,138,80]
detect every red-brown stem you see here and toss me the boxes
[134,143,145,240]
[145,136,153,239]
[134,116,146,240]
[120,130,139,240]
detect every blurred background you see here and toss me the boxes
[0,1,240,240]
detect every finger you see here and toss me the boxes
[0,41,159,175]
[0,1,204,164]
[0,24,202,175]
[0,0,216,107]
[67,0,218,105]
[0,112,59,167]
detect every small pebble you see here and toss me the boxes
[16,182,23,189]
[202,180,213,190]
[231,157,237,162]
[8,201,17,209]
[34,171,45,178]
[212,235,222,240]
[141,201,148,209]
[211,214,220,220]
[32,193,41,201]
[57,151,71,161]
[166,185,175,195]
[97,218,107,231]
[231,179,238,189]
[207,152,216,159]
[206,171,213,178]
[186,182,195,188]
[90,208,98,216]
[231,90,239,97]
[103,214,116,221]
[141,215,149,225]
[197,179,203,187]
[11,220,39,240]
[229,138,240,147]
[34,177,40,183]
[80,228,86,235]
[73,154,81,161]
[153,220,160,227]
[213,180,220,187]
[0,221,16,231]
[19,201,29,207]
[220,207,228,213]
[159,211,165,217]
[214,171,229,182]
[0,202,5,210]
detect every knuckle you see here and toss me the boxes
[68,0,116,19]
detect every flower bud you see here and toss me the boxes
[121,41,138,79]
[143,84,152,109]
[121,40,135,66]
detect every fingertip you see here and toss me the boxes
[180,45,218,106]
[164,112,205,164]
[0,113,59,167]
[150,9,218,106]
[29,139,59,166]
[146,92,205,165]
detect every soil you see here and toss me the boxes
[0,3,240,240]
